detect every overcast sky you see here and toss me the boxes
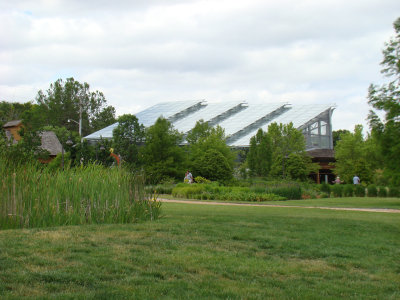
[1,0,399,131]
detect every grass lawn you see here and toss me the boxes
[1,202,399,299]
[160,194,400,209]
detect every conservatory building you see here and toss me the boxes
[85,100,336,183]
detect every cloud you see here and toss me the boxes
[1,0,399,133]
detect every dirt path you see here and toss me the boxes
[159,198,400,214]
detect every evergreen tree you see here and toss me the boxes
[246,128,272,177]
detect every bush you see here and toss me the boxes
[194,176,211,184]
[354,185,365,197]
[377,186,387,197]
[265,185,302,200]
[319,183,331,196]
[388,186,400,197]
[331,184,343,197]
[343,184,354,197]
[145,184,174,195]
[367,185,378,197]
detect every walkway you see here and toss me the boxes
[159,198,400,214]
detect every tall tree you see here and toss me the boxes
[0,101,33,126]
[28,78,116,135]
[267,122,316,180]
[187,120,235,182]
[246,128,272,177]
[334,125,376,184]
[112,114,145,167]
[140,117,185,183]
[367,17,400,185]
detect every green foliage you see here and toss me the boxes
[0,160,161,229]
[367,185,378,197]
[112,114,145,167]
[319,183,331,196]
[377,187,388,198]
[388,186,400,197]
[343,184,354,197]
[141,117,185,184]
[246,128,272,177]
[266,122,314,181]
[171,184,284,201]
[188,121,235,182]
[331,184,343,197]
[25,78,116,135]
[0,101,33,126]
[367,17,400,186]
[265,184,302,200]
[334,125,376,184]
[332,129,350,147]
[194,176,211,184]
[354,185,366,197]
[193,149,233,182]
[145,184,175,195]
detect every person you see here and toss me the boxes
[184,171,193,184]
[333,176,342,184]
[353,175,360,184]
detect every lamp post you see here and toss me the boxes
[67,118,81,137]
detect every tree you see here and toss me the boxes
[112,114,145,167]
[334,125,377,184]
[367,17,400,185]
[333,129,350,147]
[187,120,235,182]
[140,117,185,183]
[246,128,272,177]
[267,122,315,180]
[0,101,33,127]
[28,78,116,135]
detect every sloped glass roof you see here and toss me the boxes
[229,104,333,147]
[85,100,203,139]
[85,101,335,149]
[219,103,286,136]
[173,101,244,133]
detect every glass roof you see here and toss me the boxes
[229,104,333,147]
[85,101,334,149]
[84,100,203,139]
[219,103,286,136]
[173,101,244,133]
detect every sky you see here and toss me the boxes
[1,0,399,131]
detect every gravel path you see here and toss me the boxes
[159,198,400,214]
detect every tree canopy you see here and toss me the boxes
[367,17,400,185]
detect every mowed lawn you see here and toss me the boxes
[1,201,399,299]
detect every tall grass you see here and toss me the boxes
[0,161,161,229]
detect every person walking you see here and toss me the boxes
[353,175,360,184]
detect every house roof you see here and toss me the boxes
[3,120,22,128]
[39,131,62,156]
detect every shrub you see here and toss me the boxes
[265,185,302,200]
[367,185,378,197]
[354,185,365,197]
[343,184,354,197]
[319,183,331,196]
[377,186,387,197]
[331,184,343,197]
[194,176,211,184]
[388,186,400,197]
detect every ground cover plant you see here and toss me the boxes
[0,161,161,229]
[0,202,399,299]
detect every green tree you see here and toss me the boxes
[28,78,116,135]
[246,128,272,177]
[187,120,235,182]
[333,125,376,184]
[333,129,350,147]
[367,17,400,185]
[112,114,145,167]
[267,122,315,180]
[0,101,33,127]
[140,117,185,183]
